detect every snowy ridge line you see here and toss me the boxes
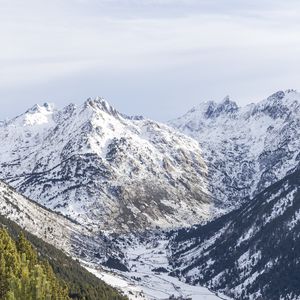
[0,96,211,232]
[169,89,300,212]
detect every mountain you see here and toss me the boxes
[0,98,210,232]
[168,165,300,300]
[169,89,300,211]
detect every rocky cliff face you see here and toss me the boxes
[0,98,210,232]
[169,90,300,211]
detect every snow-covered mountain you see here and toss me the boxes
[2,90,300,300]
[169,90,300,211]
[168,164,300,300]
[0,98,210,232]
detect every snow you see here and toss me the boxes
[264,190,296,225]
[85,267,146,300]
[0,97,211,232]
[287,209,300,230]
[0,180,87,253]
[2,90,300,300]
[85,237,231,300]
[169,89,300,211]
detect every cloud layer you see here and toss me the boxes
[1,0,300,120]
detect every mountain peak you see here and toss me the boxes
[285,88,297,94]
[84,97,119,117]
[253,90,300,119]
[218,95,238,111]
[170,88,300,212]
[221,95,231,103]
[0,97,211,232]
[10,102,56,126]
[267,90,285,101]
[26,102,55,114]
[204,96,238,118]
[265,89,299,103]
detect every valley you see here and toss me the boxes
[86,237,231,300]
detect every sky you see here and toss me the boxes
[1,0,300,121]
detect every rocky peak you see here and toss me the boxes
[26,102,55,114]
[84,97,120,118]
[267,90,285,101]
[0,97,211,232]
[204,96,238,118]
[8,102,56,127]
[252,90,297,119]
[216,96,239,115]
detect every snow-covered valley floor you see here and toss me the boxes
[85,238,231,300]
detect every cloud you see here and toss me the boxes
[0,0,300,120]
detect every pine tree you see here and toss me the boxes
[0,228,70,300]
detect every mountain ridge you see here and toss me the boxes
[0,97,211,232]
[169,89,300,211]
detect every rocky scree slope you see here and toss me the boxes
[168,165,300,300]
[0,179,126,268]
[169,90,300,211]
[0,98,210,232]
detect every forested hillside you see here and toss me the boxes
[0,227,69,299]
[0,215,127,300]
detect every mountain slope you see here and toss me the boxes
[0,179,84,252]
[0,226,70,299]
[168,166,300,300]
[0,215,127,300]
[169,90,300,211]
[0,98,210,231]
[0,179,125,268]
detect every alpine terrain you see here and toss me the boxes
[0,178,228,299]
[0,98,210,232]
[0,179,127,270]
[1,90,300,300]
[168,165,300,300]
[169,89,300,212]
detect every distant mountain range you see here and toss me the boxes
[1,90,300,300]
[169,89,300,213]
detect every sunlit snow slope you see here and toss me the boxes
[0,180,123,265]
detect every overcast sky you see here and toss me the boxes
[1,0,300,121]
